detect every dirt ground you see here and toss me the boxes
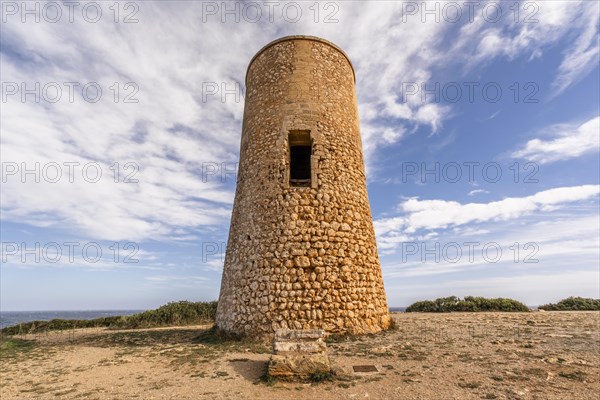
[1,311,598,400]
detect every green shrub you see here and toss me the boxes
[118,301,218,329]
[538,297,600,311]
[406,296,529,312]
[309,371,335,383]
[0,300,218,335]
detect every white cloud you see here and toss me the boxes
[382,213,600,278]
[374,185,599,246]
[402,185,599,232]
[335,1,599,167]
[0,242,166,271]
[468,189,489,196]
[552,2,600,96]
[2,2,598,242]
[512,117,600,164]
[445,1,599,100]
[380,211,599,306]
[1,4,259,241]
[381,127,407,144]
[376,190,599,305]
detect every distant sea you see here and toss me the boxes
[0,310,143,329]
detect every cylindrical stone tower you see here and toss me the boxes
[215,36,391,336]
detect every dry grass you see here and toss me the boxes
[1,312,598,399]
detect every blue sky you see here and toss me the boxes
[1,1,599,310]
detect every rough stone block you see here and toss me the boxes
[268,329,332,380]
[268,353,331,379]
[275,328,324,342]
[274,339,327,354]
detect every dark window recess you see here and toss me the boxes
[290,145,311,186]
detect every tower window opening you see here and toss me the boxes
[289,131,312,187]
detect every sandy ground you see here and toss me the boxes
[1,311,598,400]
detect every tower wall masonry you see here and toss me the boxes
[215,36,391,336]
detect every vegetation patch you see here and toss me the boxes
[309,371,335,383]
[0,338,35,358]
[193,326,270,354]
[559,370,586,381]
[256,367,278,386]
[538,297,600,311]
[458,381,481,389]
[0,301,218,335]
[406,296,530,312]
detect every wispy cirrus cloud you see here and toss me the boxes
[380,213,600,305]
[1,1,598,310]
[402,185,599,232]
[512,116,600,164]
[2,1,598,243]
[551,2,600,96]
[468,189,490,196]
[374,185,599,244]
[332,1,599,164]
[1,3,259,241]
[382,213,599,276]
[450,0,599,95]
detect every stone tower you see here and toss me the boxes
[215,36,391,336]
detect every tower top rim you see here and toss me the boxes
[245,35,356,86]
